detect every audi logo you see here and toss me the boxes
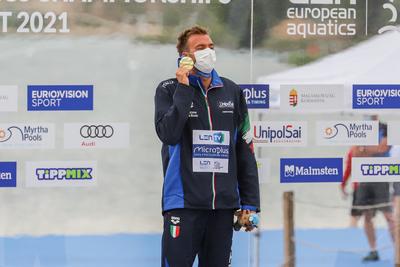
[80,125,114,138]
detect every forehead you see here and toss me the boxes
[186,34,213,49]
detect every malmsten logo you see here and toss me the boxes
[281,158,343,183]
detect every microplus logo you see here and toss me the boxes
[0,162,17,187]
[28,85,93,111]
[353,85,400,109]
[280,158,343,183]
[240,84,269,109]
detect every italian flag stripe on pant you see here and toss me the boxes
[170,225,180,238]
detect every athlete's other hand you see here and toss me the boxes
[176,66,190,86]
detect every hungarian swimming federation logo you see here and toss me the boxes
[289,89,298,107]
[170,225,180,239]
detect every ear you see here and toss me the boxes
[181,51,188,57]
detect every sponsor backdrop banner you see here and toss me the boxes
[0,0,400,260]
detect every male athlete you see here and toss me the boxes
[154,26,260,267]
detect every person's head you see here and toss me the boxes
[177,26,216,75]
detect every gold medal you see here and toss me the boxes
[179,56,194,71]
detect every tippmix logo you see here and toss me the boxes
[26,161,97,187]
[36,168,93,180]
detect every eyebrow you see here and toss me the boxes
[195,43,214,49]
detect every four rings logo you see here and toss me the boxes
[80,125,114,138]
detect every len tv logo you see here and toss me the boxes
[0,162,17,187]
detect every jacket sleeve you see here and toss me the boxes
[154,81,194,145]
[236,88,261,212]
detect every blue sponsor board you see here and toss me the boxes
[353,84,400,109]
[239,84,269,109]
[27,85,93,111]
[280,158,343,183]
[0,162,17,187]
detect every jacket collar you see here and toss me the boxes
[189,69,224,90]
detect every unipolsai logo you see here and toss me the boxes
[285,165,295,177]
[379,0,399,34]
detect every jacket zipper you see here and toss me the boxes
[198,81,217,210]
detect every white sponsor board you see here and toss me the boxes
[0,86,17,112]
[0,123,55,149]
[280,84,345,111]
[252,121,308,147]
[256,158,271,184]
[352,157,400,182]
[388,121,400,145]
[26,161,97,187]
[64,123,130,149]
[316,121,379,146]
[192,130,230,173]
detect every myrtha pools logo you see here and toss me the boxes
[0,124,54,149]
[36,168,93,180]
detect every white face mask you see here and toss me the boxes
[193,48,216,74]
